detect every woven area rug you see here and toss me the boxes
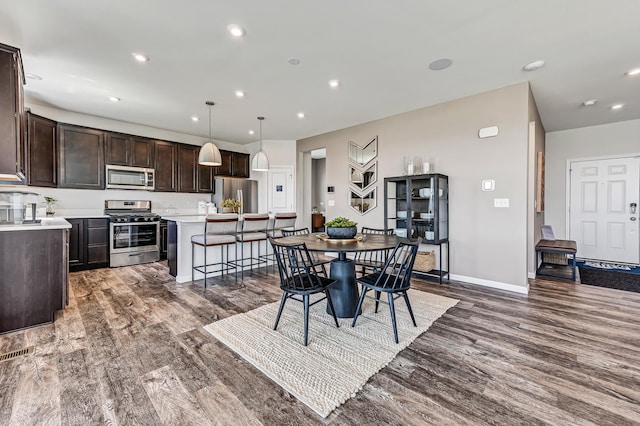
[204,289,458,417]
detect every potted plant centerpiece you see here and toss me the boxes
[325,216,358,239]
[221,198,242,213]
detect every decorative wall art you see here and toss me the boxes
[348,136,378,215]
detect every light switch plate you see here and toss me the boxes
[482,179,495,191]
[328,199,335,206]
[494,198,509,208]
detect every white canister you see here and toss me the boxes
[206,202,217,214]
[422,161,431,174]
[198,200,207,214]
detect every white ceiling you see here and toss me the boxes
[1,0,639,145]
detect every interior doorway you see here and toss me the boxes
[568,156,640,264]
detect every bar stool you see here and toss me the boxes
[191,213,239,287]
[262,212,297,271]
[233,213,270,279]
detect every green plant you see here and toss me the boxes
[221,198,242,208]
[44,196,57,204]
[325,216,357,228]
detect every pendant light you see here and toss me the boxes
[198,101,222,166]
[351,169,364,183]
[251,116,270,171]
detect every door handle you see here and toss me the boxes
[632,217,637,221]
[631,202,637,214]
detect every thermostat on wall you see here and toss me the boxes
[478,126,499,139]
[327,186,335,193]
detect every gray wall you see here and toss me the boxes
[545,119,640,239]
[298,83,534,291]
[312,158,326,213]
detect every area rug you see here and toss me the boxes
[577,260,640,293]
[203,289,458,417]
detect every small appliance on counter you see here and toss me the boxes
[0,191,40,225]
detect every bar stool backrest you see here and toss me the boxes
[273,212,297,235]
[242,213,270,233]
[205,213,239,235]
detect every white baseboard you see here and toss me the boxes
[528,271,536,280]
[449,274,530,295]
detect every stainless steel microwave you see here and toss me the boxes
[106,165,155,190]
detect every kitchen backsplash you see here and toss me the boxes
[0,186,210,217]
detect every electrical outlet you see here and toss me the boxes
[494,198,509,208]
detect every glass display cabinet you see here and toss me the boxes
[384,173,449,282]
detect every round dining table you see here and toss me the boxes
[277,233,398,318]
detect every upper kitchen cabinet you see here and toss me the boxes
[155,140,177,192]
[214,150,250,178]
[105,132,154,168]
[177,144,198,193]
[0,43,26,182]
[27,113,58,187]
[198,164,214,193]
[58,124,105,189]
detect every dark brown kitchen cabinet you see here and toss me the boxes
[198,164,215,193]
[0,228,68,333]
[0,42,26,182]
[177,144,198,192]
[105,132,154,168]
[58,124,105,189]
[27,113,57,187]
[214,150,250,178]
[160,219,168,260]
[67,217,109,271]
[215,150,233,176]
[154,140,177,192]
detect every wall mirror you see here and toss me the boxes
[348,137,377,167]
[349,188,376,215]
[349,163,376,191]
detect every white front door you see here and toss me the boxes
[269,166,294,213]
[569,156,640,263]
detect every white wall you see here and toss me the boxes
[247,139,297,213]
[298,83,532,292]
[545,119,640,239]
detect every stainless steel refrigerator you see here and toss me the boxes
[213,178,259,213]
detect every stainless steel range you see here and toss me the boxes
[105,200,160,267]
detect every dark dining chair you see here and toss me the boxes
[354,227,395,277]
[269,238,339,346]
[281,227,331,276]
[351,238,421,343]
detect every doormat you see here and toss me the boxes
[577,261,640,293]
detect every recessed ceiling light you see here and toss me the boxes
[235,90,245,98]
[428,58,453,71]
[328,79,340,88]
[626,68,640,76]
[191,116,199,122]
[132,53,149,62]
[611,104,624,110]
[297,112,305,119]
[522,60,545,71]
[25,73,43,80]
[109,96,121,102]
[227,24,245,37]
[288,58,300,66]
[249,130,255,135]
[582,99,597,106]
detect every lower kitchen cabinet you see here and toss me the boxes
[0,228,68,333]
[67,218,109,271]
[160,219,168,260]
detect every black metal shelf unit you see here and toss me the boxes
[384,173,449,283]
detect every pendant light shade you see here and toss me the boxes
[199,101,222,166]
[351,169,364,183]
[252,116,270,171]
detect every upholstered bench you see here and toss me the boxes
[535,239,577,281]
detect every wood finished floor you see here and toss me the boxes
[1,263,640,425]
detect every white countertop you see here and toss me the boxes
[162,215,208,223]
[0,217,71,232]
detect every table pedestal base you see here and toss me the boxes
[326,258,361,318]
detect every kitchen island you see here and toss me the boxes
[163,215,273,284]
[0,217,71,333]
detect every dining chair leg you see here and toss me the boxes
[325,290,339,328]
[374,291,381,313]
[303,294,310,346]
[403,291,417,327]
[351,287,368,327]
[273,293,288,331]
[388,292,399,344]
